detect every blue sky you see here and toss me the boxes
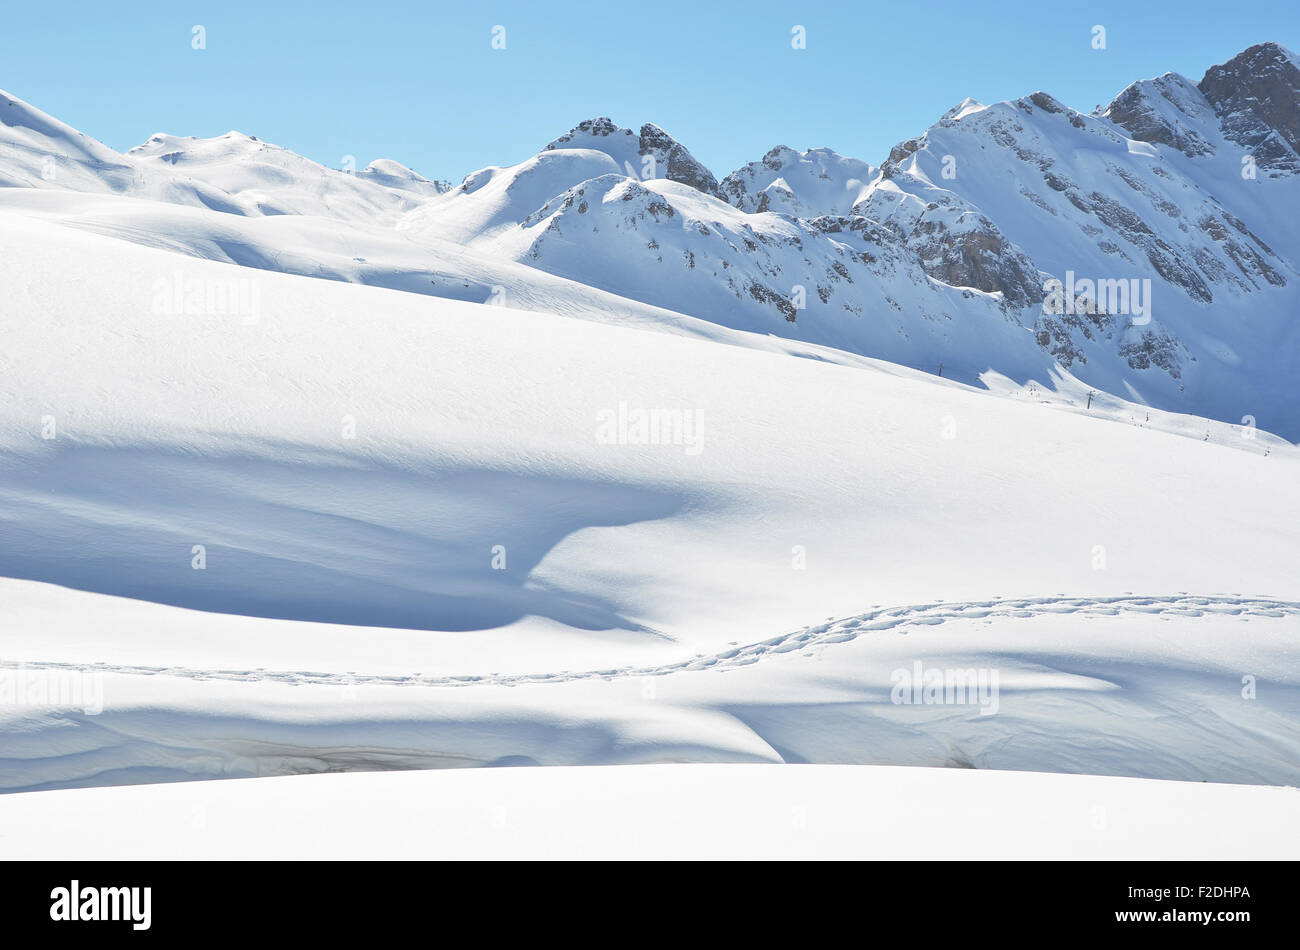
[2,1,1296,182]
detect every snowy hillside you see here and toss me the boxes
[3,43,1298,436]
[1,214,1298,796]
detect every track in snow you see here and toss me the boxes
[3,593,1296,689]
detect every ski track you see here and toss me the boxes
[3,593,1297,690]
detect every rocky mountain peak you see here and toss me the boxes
[543,117,721,198]
[1101,72,1218,157]
[721,145,877,215]
[636,122,723,199]
[1198,42,1300,174]
[544,117,635,150]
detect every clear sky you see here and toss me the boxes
[2,0,1296,183]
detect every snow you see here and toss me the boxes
[5,76,1299,436]
[402,161,1060,387]
[859,85,1300,436]
[126,129,441,221]
[944,98,989,122]
[3,586,1298,792]
[2,49,1299,846]
[0,764,1295,859]
[1,213,1298,795]
[0,87,446,224]
[720,145,878,215]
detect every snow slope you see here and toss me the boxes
[1,213,1298,793]
[4,213,1296,640]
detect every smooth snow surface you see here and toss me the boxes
[0,764,1295,860]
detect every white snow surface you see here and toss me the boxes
[1,51,1299,824]
[0,214,1297,796]
[1,764,1296,860]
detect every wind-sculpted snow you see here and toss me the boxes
[6,594,1295,689]
[0,442,684,632]
[3,213,1297,645]
[2,593,1297,791]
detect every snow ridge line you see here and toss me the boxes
[2,594,1297,689]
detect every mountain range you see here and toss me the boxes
[2,41,1297,437]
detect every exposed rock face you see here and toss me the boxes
[919,221,1044,308]
[519,47,1298,403]
[637,123,723,199]
[546,116,628,145]
[1198,42,1300,175]
[854,69,1300,392]
[1119,328,1185,377]
[513,173,933,331]
[1102,73,1218,157]
[855,186,1046,312]
[545,117,722,198]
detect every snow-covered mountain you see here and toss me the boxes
[128,130,448,221]
[852,67,1299,434]
[1197,41,1300,175]
[543,117,724,199]
[3,46,1300,820]
[0,89,448,224]
[398,134,1048,380]
[720,145,878,215]
[2,42,1297,438]
[0,92,248,213]
[401,44,1300,437]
